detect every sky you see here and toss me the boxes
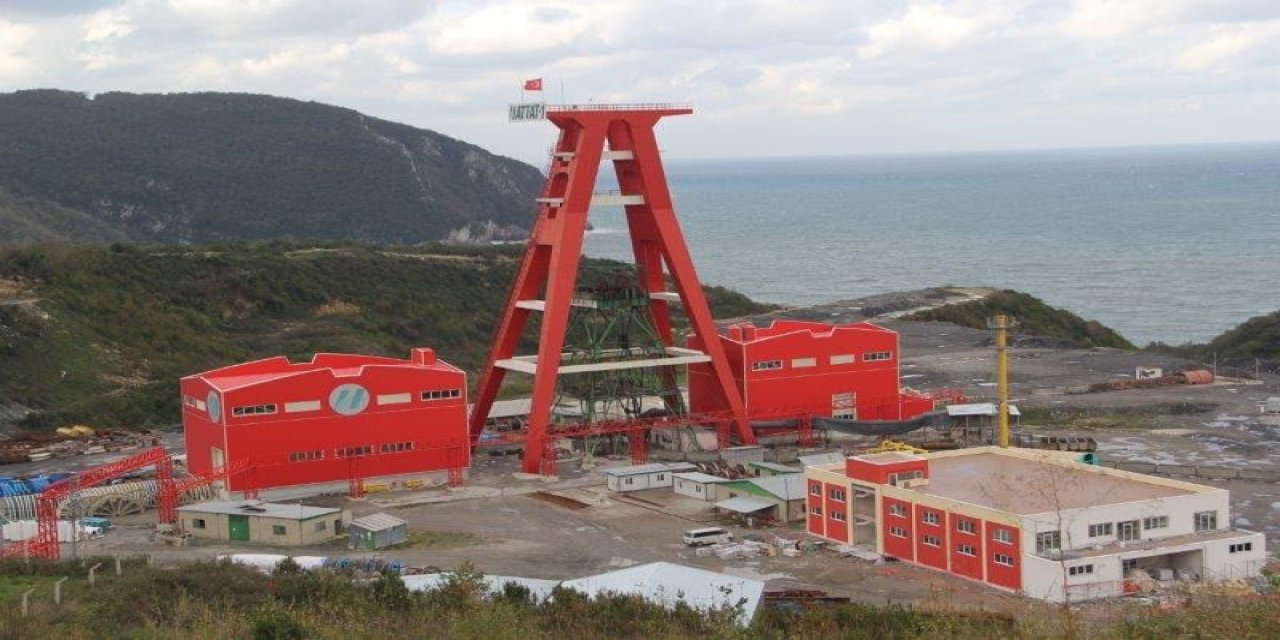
[0,0,1277,165]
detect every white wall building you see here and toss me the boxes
[604,462,696,493]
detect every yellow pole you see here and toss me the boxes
[987,315,1016,448]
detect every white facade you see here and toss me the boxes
[672,472,730,501]
[1018,471,1267,602]
[604,463,696,492]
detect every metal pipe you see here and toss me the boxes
[986,315,1017,448]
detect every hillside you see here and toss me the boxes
[903,289,1135,350]
[1151,309,1280,366]
[0,243,776,430]
[0,90,544,245]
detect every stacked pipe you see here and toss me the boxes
[0,480,217,520]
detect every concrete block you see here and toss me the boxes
[1238,468,1280,482]
[1195,466,1240,480]
[1116,461,1157,474]
[1157,464,1196,477]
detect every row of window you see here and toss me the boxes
[1083,511,1218,546]
[885,504,1012,544]
[227,388,463,420]
[750,351,896,372]
[1229,542,1254,554]
[1068,564,1094,577]
[808,506,848,522]
[288,450,324,463]
[233,404,277,417]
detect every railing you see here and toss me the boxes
[546,103,693,113]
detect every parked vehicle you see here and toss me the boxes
[682,526,733,546]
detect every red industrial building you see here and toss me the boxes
[687,320,935,421]
[181,348,469,498]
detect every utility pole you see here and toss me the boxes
[987,315,1018,448]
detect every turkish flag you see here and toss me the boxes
[523,78,543,91]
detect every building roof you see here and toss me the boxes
[177,500,340,520]
[722,319,894,345]
[673,471,731,484]
[560,562,765,626]
[851,451,924,465]
[714,496,777,513]
[748,461,800,473]
[747,474,806,500]
[349,513,407,532]
[603,462,696,477]
[188,348,461,391]
[403,563,765,626]
[915,450,1201,515]
[946,402,1022,417]
[798,452,844,467]
[403,574,561,602]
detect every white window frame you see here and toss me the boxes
[829,488,845,502]
[957,519,976,534]
[888,504,908,518]
[832,511,846,522]
[1035,531,1061,554]
[863,351,893,362]
[1142,516,1169,531]
[958,544,976,557]
[922,511,940,526]
[993,528,1013,545]
[1088,522,1113,538]
[994,553,1015,567]
[751,360,783,371]
[1194,511,1217,532]
[1068,564,1095,577]
[923,535,941,547]
[889,526,907,538]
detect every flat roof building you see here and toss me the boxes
[177,500,349,546]
[804,447,1265,602]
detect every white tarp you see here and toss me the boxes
[402,573,560,601]
[561,562,764,626]
[714,496,775,514]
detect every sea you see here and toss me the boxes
[581,142,1280,346]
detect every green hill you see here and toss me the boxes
[0,90,544,245]
[904,289,1134,349]
[1151,309,1280,364]
[0,243,775,429]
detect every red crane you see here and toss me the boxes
[0,446,252,561]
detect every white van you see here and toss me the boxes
[682,527,733,546]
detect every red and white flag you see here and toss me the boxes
[523,78,543,91]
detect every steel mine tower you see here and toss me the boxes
[469,103,754,474]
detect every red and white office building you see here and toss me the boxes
[182,348,469,499]
[805,447,1265,602]
[687,320,935,420]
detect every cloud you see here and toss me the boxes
[0,0,1275,161]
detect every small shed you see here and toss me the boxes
[672,472,731,501]
[604,462,696,492]
[177,500,348,546]
[716,475,807,523]
[747,461,799,477]
[349,513,409,550]
[946,402,1021,428]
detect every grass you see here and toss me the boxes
[1,558,1279,638]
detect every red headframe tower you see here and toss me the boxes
[470,103,754,474]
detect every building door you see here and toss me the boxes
[1117,520,1140,542]
[832,392,857,420]
[228,515,250,541]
